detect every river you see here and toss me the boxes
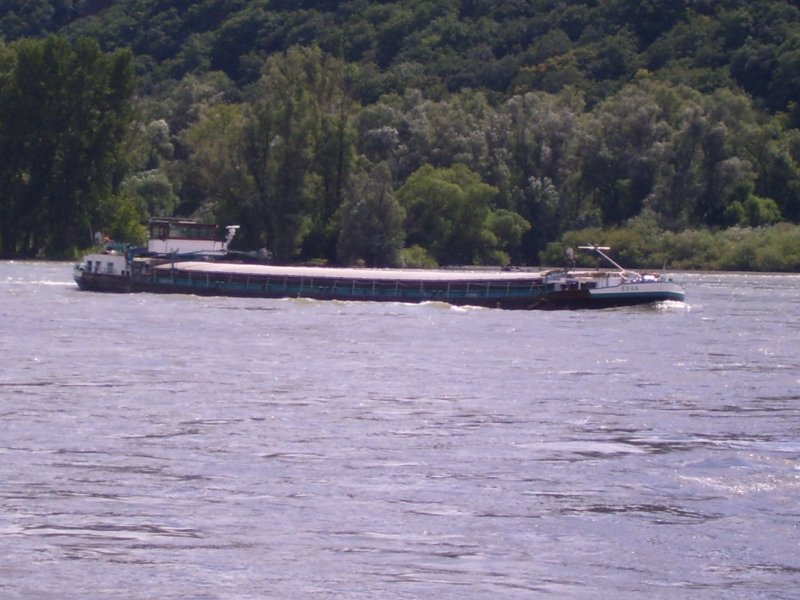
[1,262,798,599]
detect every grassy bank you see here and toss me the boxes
[540,222,800,272]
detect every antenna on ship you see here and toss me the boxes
[224,225,240,249]
[578,244,625,272]
[564,246,575,270]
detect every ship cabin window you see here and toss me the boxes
[172,224,217,240]
[151,222,170,240]
[106,262,115,274]
[149,220,218,241]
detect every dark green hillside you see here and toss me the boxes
[0,0,114,39]
[2,1,800,269]
[36,0,799,113]
[4,0,800,113]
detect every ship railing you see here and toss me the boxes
[155,268,548,300]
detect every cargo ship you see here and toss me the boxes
[73,219,685,310]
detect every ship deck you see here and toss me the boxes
[152,261,551,283]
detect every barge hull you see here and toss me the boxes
[75,269,683,310]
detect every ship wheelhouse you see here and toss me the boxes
[147,218,230,255]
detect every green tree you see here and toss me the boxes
[164,71,240,135]
[610,0,689,45]
[96,192,148,246]
[397,163,528,266]
[758,126,800,222]
[579,82,671,226]
[122,169,178,217]
[337,161,405,267]
[0,0,79,39]
[182,47,356,261]
[242,46,354,262]
[0,36,135,257]
[503,90,585,257]
[181,103,252,234]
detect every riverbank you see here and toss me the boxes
[9,220,800,273]
[541,221,800,272]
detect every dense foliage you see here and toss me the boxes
[1,1,800,269]
[0,36,137,257]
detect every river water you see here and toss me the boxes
[1,262,798,599]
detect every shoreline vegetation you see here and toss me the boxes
[49,219,800,273]
[541,221,800,273]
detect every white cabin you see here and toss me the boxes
[147,218,237,255]
[82,252,128,276]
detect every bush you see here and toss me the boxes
[401,244,438,268]
[543,222,800,272]
[96,194,148,247]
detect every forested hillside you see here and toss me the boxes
[2,0,800,269]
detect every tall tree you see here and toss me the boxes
[337,161,405,267]
[241,46,354,262]
[0,36,135,257]
[181,46,356,261]
[397,163,528,266]
[579,82,671,226]
[504,90,585,257]
[179,103,252,231]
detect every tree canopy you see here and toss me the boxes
[0,36,136,257]
[2,1,800,269]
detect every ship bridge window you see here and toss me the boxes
[151,222,170,239]
[150,220,218,241]
[174,225,217,240]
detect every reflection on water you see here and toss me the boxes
[1,263,799,598]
